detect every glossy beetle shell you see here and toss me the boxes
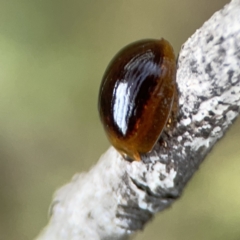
[98,38,177,161]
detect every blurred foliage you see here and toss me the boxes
[0,0,239,240]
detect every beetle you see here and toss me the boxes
[98,38,177,161]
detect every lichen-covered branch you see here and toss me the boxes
[36,0,240,239]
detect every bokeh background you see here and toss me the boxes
[0,0,240,240]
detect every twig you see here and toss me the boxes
[36,0,240,239]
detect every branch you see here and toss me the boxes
[36,1,240,239]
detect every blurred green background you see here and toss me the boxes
[0,0,240,240]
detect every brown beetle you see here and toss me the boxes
[98,39,177,161]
